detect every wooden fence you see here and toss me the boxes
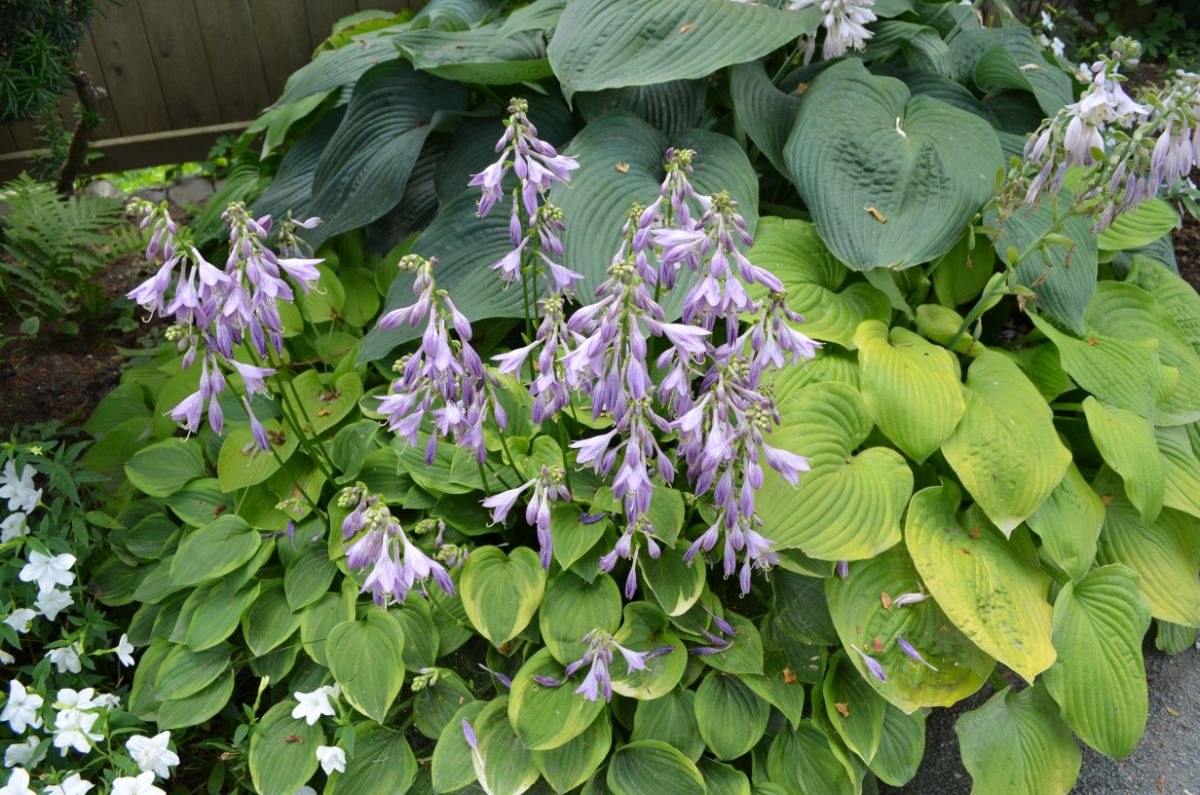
[0,0,423,180]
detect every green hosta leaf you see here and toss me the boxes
[694,671,769,760]
[218,419,300,491]
[699,611,763,675]
[766,722,856,795]
[534,709,612,792]
[124,439,205,497]
[1026,463,1105,581]
[413,670,472,739]
[1128,255,1200,346]
[855,320,964,461]
[474,696,540,795]
[578,80,708,136]
[932,234,997,308]
[906,480,1055,682]
[539,572,622,665]
[1083,398,1165,523]
[185,582,261,651]
[606,741,706,795]
[1156,620,1199,654]
[773,571,839,646]
[243,583,301,656]
[498,0,566,38]
[610,603,687,700]
[395,24,553,84]
[742,621,809,725]
[822,650,887,762]
[285,546,339,611]
[249,702,325,795]
[170,516,262,588]
[949,27,1072,115]
[287,370,363,436]
[157,670,234,731]
[326,726,417,795]
[155,644,231,701]
[460,546,546,646]
[1098,198,1179,251]
[631,688,704,761]
[785,59,1002,271]
[1156,425,1200,518]
[696,759,750,795]
[431,701,485,793]
[747,217,889,349]
[300,587,357,666]
[730,61,800,175]
[1015,342,1075,402]
[941,351,1071,535]
[327,611,407,723]
[955,685,1081,795]
[509,648,606,750]
[548,0,818,101]
[1044,565,1151,759]
[638,546,704,617]
[870,704,926,787]
[166,478,233,528]
[758,381,911,559]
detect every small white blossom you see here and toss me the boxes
[1051,36,1065,59]
[18,551,75,593]
[1040,9,1054,30]
[0,513,26,543]
[293,788,318,795]
[92,693,120,710]
[109,773,163,795]
[46,645,81,675]
[55,689,97,711]
[52,708,101,755]
[0,682,42,734]
[115,634,135,667]
[43,773,94,795]
[291,686,337,726]
[2,609,36,634]
[35,589,73,622]
[126,732,179,780]
[2,739,37,769]
[0,652,11,665]
[0,768,35,795]
[791,0,877,60]
[0,462,40,514]
[316,745,346,775]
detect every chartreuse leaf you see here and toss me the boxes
[218,419,299,491]
[785,59,1002,271]
[508,648,606,751]
[474,696,540,795]
[747,217,890,349]
[431,701,484,793]
[822,650,887,762]
[124,439,205,497]
[1156,425,1200,518]
[1098,197,1178,251]
[539,572,622,665]
[610,603,686,700]
[170,516,261,587]
[631,688,704,761]
[327,611,406,723]
[460,546,546,646]
[766,722,856,795]
[694,671,769,760]
[855,320,964,461]
[534,709,612,792]
[1128,255,1200,345]
[757,381,912,559]
[906,480,1055,682]
[547,0,818,101]
[1083,398,1164,523]
[955,685,1081,795]
[1044,565,1151,759]
[1156,621,1199,654]
[326,725,417,795]
[249,702,325,795]
[1094,469,1200,626]
[606,741,705,795]
[1026,463,1105,581]
[870,704,926,787]
[941,351,1071,535]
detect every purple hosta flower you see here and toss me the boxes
[346,516,453,607]
[690,608,737,656]
[492,295,577,423]
[478,664,512,689]
[896,635,938,672]
[376,255,504,464]
[891,591,928,607]
[481,466,570,569]
[533,630,673,702]
[850,644,888,683]
[836,560,850,578]
[628,148,708,289]
[470,98,579,219]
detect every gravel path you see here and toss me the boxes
[879,645,1200,795]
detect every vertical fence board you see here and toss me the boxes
[87,8,171,135]
[192,0,274,123]
[250,0,316,100]
[138,0,223,129]
[77,36,122,141]
[0,128,19,154]
[304,0,359,49]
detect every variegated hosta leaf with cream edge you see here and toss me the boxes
[854,319,965,462]
[826,545,995,714]
[746,217,889,350]
[1093,468,1200,626]
[940,351,1071,535]
[1155,424,1200,518]
[1044,564,1151,759]
[905,480,1056,683]
[785,59,1003,271]
[1026,463,1105,581]
[1082,397,1165,523]
[757,381,912,560]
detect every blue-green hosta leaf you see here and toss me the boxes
[577,79,708,136]
[275,30,405,106]
[607,741,706,795]
[730,61,801,175]
[1026,463,1105,581]
[940,351,1071,535]
[955,685,1081,795]
[460,546,547,646]
[758,381,912,559]
[785,59,1002,271]
[826,545,995,714]
[1083,397,1164,523]
[1044,564,1151,759]
[497,0,566,38]
[906,480,1056,683]
[394,24,553,84]
[747,217,889,349]
[948,27,1073,116]
[547,0,819,101]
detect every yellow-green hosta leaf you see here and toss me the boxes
[941,351,1070,535]
[855,320,965,461]
[607,741,706,795]
[1155,425,1200,519]
[1014,343,1075,401]
[1043,565,1151,759]
[1128,255,1200,346]
[822,651,887,762]
[1097,197,1179,251]
[473,696,540,795]
[1026,463,1105,581]
[870,703,926,787]
[508,648,606,751]
[746,217,889,348]
[955,685,1081,795]
[758,382,912,560]
[460,546,547,646]
[1083,397,1164,523]
[539,572,622,665]
[905,480,1055,682]
[826,545,995,714]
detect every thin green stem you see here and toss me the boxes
[554,416,574,495]
[475,457,491,492]
[260,349,336,479]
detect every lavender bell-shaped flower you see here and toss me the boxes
[480,465,570,570]
[532,629,672,702]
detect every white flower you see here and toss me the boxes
[92,693,120,710]
[791,0,877,60]
[0,652,11,666]
[46,645,81,675]
[294,788,318,795]
[109,773,163,795]
[2,738,37,769]
[43,773,93,795]
[2,609,37,634]
[35,589,73,622]
[291,686,336,726]
[115,634,135,667]
[0,462,40,514]
[0,681,42,734]
[1051,36,1065,59]
[18,551,75,592]
[126,732,179,780]
[0,768,35,795]
[52,708,101,754]
[316,745,346,775]
[0,513,26,543]
[1040,9,1054,30]
[55,689,96,711]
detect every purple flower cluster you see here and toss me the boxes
[532,629,672,702]
[125,200,321,447]
[339,483,454,606]
[376,254,506,464]
[481,465,570,569]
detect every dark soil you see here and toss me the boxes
[1172,211,1200,292]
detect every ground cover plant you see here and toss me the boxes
[5,1,1200,793]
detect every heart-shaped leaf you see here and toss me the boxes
[1083,397,1165,523]
[606,740,706,795]
[460,546,547,646]
[1026,463,1105,581]
[533,709,612,792]
[539,572,623,665]
[694,671,769,760]
[326,611,407,724]
[1128,256,1200,346]
[508,647,607,750]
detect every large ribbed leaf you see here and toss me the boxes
[870,703,926,787]
[747,218,889,350]
[275,30,405,105]
[251,109,344,223]
[1128,256,1200,346]
[1026,463,1104,581]
[1098,198,1179,252]
[547,0,819,101]
[955,685,1081,795]
[577,80,707,136]
[394,24,553,84]
[941,352,1071,535]
[607,741,706,795]
[730,61,801,175]
[766,722,857,795]
[1155,425,1200,518]
[906,480,1056,683]
[784,59,1002,271]
[1082,397,1164,523]
[854,320,964,462]
[757,381,912,560]
[948,27,1072,116]
[1044,565,1151,759]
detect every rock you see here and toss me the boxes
[130,187,167,204]
[167,175,216,207]
[82,178,123,199]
